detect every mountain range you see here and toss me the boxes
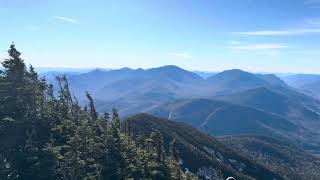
[39,65,320,178]
[42,66,297,115]
[41,65,320,154]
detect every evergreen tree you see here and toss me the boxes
[149,130,165,163]
[144,130,171,179]
[0,43,56,179]
[169,139,183,180]
[102,109,125,179]
[0,42,27,117]
[0,43,200,180]
[170,139,179,162]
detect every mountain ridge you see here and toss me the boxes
[47,65,293,116]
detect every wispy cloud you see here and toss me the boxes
[230,43,288,50]
[228,43,289,56]
[233,28,320,36]
[168,52,192,59]
[54,16,78,24]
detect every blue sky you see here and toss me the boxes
[1,0,320,73]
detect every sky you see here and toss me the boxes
[1,0,320,73]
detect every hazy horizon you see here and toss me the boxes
[32,65,316,76]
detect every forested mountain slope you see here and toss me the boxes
[125,114,283,179]
[220,135,320,179]
[217,87,320,126]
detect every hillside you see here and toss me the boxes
[300,80,320,100]
[256,74,287,87]
[268,86,320,113]
[148,98,313,143]
[124,114,283,179]
[220,135,320,179]
[217,87,320,133]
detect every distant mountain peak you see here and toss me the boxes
[118,67,134,71]
[149,65,187,72]
[206,69,287,92]
[146,65,204,81]
[223,69,248,73]
[90,68,108,73]
[209,69,257,79]
[160,65,182,69]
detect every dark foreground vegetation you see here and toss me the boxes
[0,44,199,179]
